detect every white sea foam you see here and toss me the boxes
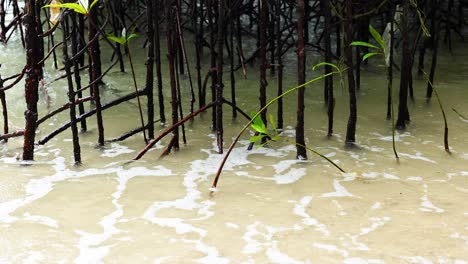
[359,217,391,236]
[265,247,303,264]
[22,251,45,264]
[321,179,354,198]
[419,195,444,213]
[242,221,298,263]
[343,258,384,264]
[407,177,423,181]
[23,213,58,228]
[293,196,330,236]
[401,256,433,264]
[371,202,381,210]
[226,222,239,229]
[419,185,444,213]
[101,143,135,157]
[313,243,349,257]
[383,173,400,180]
[399,152,437,164]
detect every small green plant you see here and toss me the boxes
[106,28,138,45]
[249,112,345,173]
[211,62,345,191]
[43,0,99,16]
[107,28,148,143]
[351,25,399,159]
[351,25,385,61]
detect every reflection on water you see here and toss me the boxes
[1,18,468,264]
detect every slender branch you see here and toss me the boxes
[133,102,215,160]
[211,71,339,190]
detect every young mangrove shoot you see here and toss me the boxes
[211,62,344,192]
[107,28,148,143]
[351,25,399,159]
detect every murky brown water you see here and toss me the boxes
[1,11,467,263]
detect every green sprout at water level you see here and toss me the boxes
[249,112,345,173]
[43,0,100,16]
[106,28,139,45]
[210,62,345,191]
[107,28,148,144]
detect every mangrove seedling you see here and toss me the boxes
[249,112,345,173]
[43,0,100,16]
[107,28,148,143]
[351,25,399,159]
[211,62,345,191]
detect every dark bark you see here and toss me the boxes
[209,0,218,131]
[175,8,196,114]
[174,50,187,145]
[12,0,25,47]
[88,6,105,146]
[167,0,180,151]
[109,0,125,72]
[146,0,155,139]
[259,0,268,143]
[70,13,87,132]
[296,0,307,158]
[321,0,334,136]
[154,1,166,124]
[344,0,357,144]
[43,9,58,69]
[133,102,215,161]
[230,0,237,119]
[37,96,92,126]
[276,0,283,130]
[426,0,439,99]
[387,7,395,120]
[22,0,42,160]
[216,0,225,153]
[0,0,6,41]
[195,0,204,109]
[396,0,411,129]
[0,70,8,142]
[38,89,147,145]
[61,18,81,164]
[0,130,24,141]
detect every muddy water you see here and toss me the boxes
[1,20,468,263]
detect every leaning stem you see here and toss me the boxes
[127,46,148,143]
[386,66,399,159]
[284,138,345,173]
[211,71,339,190]
[423,69,450,152]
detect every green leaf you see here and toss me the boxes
[89,0,100,10]
[270,135,282,142]
[43,3,87,14]
[127,33,139,42]
[251,123,268,134]
[362,52,382,61]
[312,62,340,72]
[107,34,126,45]
[350,41,380,50]
[369,25,385,49]
[249,135,265,143]
[250,112,263,126]
[268,114,277,131]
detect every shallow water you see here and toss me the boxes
[1,12,468,263]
